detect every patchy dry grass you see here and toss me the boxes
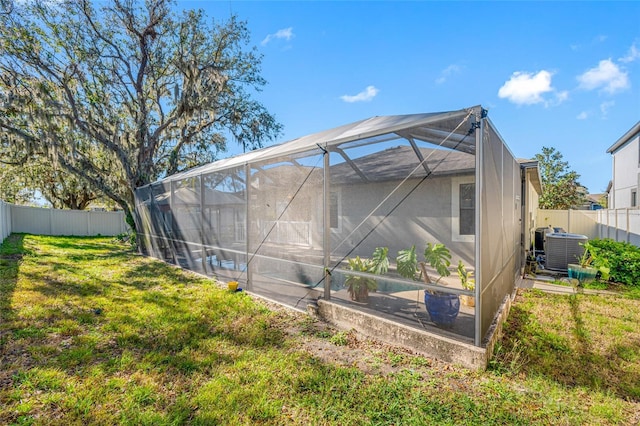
[493,289,640,401]
[0,234,639,425]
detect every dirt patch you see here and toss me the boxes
[260,298,453,376]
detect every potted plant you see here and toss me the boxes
[397,243,460,326]
[344,247,389,303]
[457,260,475,307]
[568,241,610,286]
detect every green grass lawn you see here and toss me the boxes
[1,234,639,425]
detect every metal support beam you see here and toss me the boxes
[333,147,369,182]
[323,149,332,300]
[199,175,206,273]
[406,136,432,175]
[245,163,252,290]
[474,108,484,347]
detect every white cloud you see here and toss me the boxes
[620,42,640,63]
[553,90,570,105]
[576,111,589,120]
[261,27,294,46]
[600,100,615,117]
[497,70,554,105]
[340,85,379,103]
[435,64,461,84]
[577,59,629,94]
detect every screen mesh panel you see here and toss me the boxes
[246,150,326,307]
[478,122,522,343]
[135,107,525,346]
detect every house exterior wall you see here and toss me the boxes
[611,136,639,209]
[609,123,640,209]
[333,175,474,266]
[523,168,540,254]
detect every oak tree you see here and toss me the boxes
[0,0,282,228]
[534,146,586,209]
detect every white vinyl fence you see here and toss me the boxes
[0,202,128,243]
[536,208,640,246]
[0,200,11,242]
[597,208,640,246]
[535,209,599,239]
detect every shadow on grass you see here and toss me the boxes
[494,294,640,401]
[4,235,286,375]
[38,235,125,252]
[0,234,25,324]
[119,260,200,290]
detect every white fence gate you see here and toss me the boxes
[0,201,128,244]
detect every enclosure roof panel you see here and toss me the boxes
[152,186,245,206]
[148,106,483,185]
[331,145,475,183]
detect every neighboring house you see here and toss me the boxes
[584,193,606,210]
[519,159,544,254]
[607,120,640,209]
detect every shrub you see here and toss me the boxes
[587,239,640,286]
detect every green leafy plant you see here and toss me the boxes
[397,243,451,286]
[578,241,610,281]
[584,239,640,286]
[345,247,389,302]
[457,260,475,291]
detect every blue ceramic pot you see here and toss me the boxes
[424,291,460,326]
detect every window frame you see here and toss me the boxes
[451,176,475,242]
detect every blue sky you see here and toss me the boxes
[181,1,639,193]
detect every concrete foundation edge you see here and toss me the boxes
[316,299,488,370]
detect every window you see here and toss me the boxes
[632,189,637,208]
[459,183,475,235]
[452,176,475,242]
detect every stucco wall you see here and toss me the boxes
[332,174,475,267]
[611,133,639,209]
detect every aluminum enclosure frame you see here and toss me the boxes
[134,105,525,348]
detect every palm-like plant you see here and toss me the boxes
[457,260,475,291]
[397,243,451,285]
[397,242,460,325]
[345,247,389,302]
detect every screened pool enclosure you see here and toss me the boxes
[135,106,525,347]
